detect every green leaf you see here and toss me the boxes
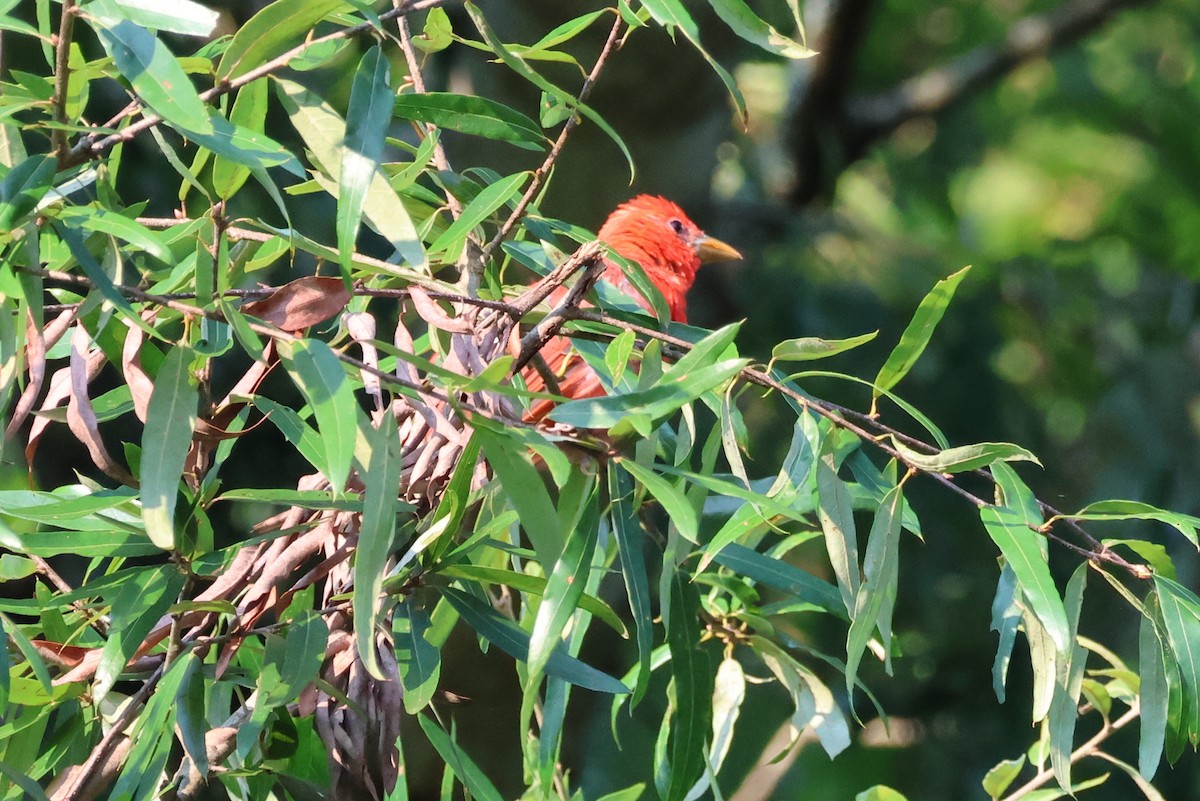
[260,613,329,708]
[528,476,599,679]
[417,716,504,801]
[276,78,426,270]
[1139,603,1168,780]
[106,0,219,36]
[277,338,359,492]
[617,458,698,543]
[892,439,1042,474]
[609,464,654,705]
[251,395,325,473]
[355,414,402,680]
[56,206,172,263]
[441,587,628,694]
[711,543,846,619]
[187,108,304,177]
[95,565,185,703]
[640,0,747,127]
[1048,564,1087,789]
[665,572,712,801]
[428,171,528,260]
[393,93,545,150]
[845,486,903,695]
[88,0,213,135]
[874,265,971,396]
[707,0,814,59]
[1154,575,1200,742]
[816,435,859,614]
[1056,500,1200,549]
[339,45,392,275]
[395,599,441,714]
[982,755,1026,799]
[771,330,878,362]
[465,2,636,181]
[211,77,269,199]
[217,0,346,80]
[140,345,197,550]
[476,426,562,566]
[56,222,158,338]
[216,488,367,511]
[990,563,1020,702]
[980,506,1070,654]
[0,154,55,231]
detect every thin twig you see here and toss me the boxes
[479,12,625,263]
[50,0,77,164]
[1002,705,1140,801]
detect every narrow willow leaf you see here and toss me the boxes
[0,611,52,696]
[109,650,192,800]
[610,464,654,705]
[277,338,358,492]
[617,458,698,543]
[258,613,329,708]
[980,506,1070,654]
[175,655,208,776]
[1056,500,1200,549]
[640,0,748,127]
[665,573,712,801]
[1139,601,1168,780]
[57,206,172,263]
[707,0,815,58]
[393,93,545,150]
[990,563,1020,702]
[0,154,56,230]
[771,330,877,362]
[354,414,402,680]
[528,477,599,679]
[465,2,637,180]
[1048,564,1087,790]
[212,78,269,199]
[427,172,528,260]
[107,0,219,36]
[140,345,198,550]
[339,45,392,274]
[396,599,441,714]
[893,439,1041,474]
[684,657,744,801]
[754,636,850,758]
[441,587,628,694]
[992,461,1044,533]
[217,0,346,80]
[55,223,159,338]
[88,0,213,135]
[874,265,971,396]
[476,426,562,565]
[417,716,504,801]
[1154,575,1200,741]
[845,486,903,696]
[95,566,185,703]
[816,436,859,614]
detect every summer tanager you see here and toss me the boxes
[523,195,741,421]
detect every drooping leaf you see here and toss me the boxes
[417,715,505,801]
[1139,600,1168,780]
[1056,500,1200,549]
[0,154,56,231]
[395,599,441,714]
[212,78,269,199]
[845,486,903,695]
[665,572,712,801]
[140,345,198,550]
[1154,575,1200,742]
[874,265,971,396]
[427,172,528,261]
[707,0,814,59]
[816,435,859,614]
[106,0,219,36]
[609,464,654,705]
[711,543,846,619]
[277,338,359,492]
[893,439,1041,474]
[981,506,1070,654]
[393,93,545,150]
[339,45,393,275]
[772,330,878,362]
[354,414,402,680]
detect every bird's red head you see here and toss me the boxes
[597,195,741,322]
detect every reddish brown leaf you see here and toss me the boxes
[120,321,155,423]
[67,325,137,487]
[240,276,350,332]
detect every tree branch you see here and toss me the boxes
[50,0,78,165]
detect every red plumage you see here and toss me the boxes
[522,195,741,421]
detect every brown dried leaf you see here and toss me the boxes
[6,311,49,439]
[241,276,350,332]
[67,326,137,487]
[121,321,154,423]
[408,285,471,333]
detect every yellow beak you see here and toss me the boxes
[696,235,742,263]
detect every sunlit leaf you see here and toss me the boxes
[393,93,545,150]
[217,0,346,80]
[277,338,359,492]
[339,45,392,275]
[707,0,814,59]
[355,414,402,680]
[140,345,198,550]
[981,506,1070,653]
[771,330,877,362]
[874,265,971,396]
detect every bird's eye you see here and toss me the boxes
[668,218,685,235]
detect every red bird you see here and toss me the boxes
[523,195,741,421]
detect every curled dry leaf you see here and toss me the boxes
[121,321,155,423]
[240,276,351,332]
[67,326,137,487]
